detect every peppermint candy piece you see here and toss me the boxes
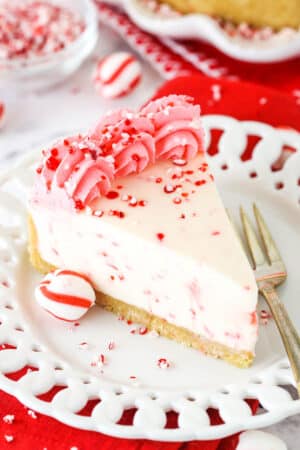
[93,52,142,99]
[236,430,287,450]
[0,102,5,129]
[35,269,96,321]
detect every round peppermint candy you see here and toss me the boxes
[93,52,142,98]
[236,430,287,450]
[35,269,96,321]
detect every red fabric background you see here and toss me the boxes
[153,74,300,131]
[175,40,300,95]
[1,75,299,449]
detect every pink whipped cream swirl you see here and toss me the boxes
[92,109,155,177]
[35,95,205,210]
[38,136,114,208]
[140,95,204,161]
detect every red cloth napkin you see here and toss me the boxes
[1,74,299,449]
[153,74,300,132]
[0,388,257,450]
[97,2,300,97]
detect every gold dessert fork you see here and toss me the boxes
[237,204,300,393]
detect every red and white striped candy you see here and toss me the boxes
[35,269,96,322]
[0,102,5,129]
[237,430,286,450]
[93,51,142,99]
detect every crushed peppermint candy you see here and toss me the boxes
[211,84,222,102]
[260,309,272,324]
[99,354,106,365]
[138,326,148,335]
[129,196,138,206]
[130,326,149,335]
[121,194,130,202]
[79,342,89,350]
[0,1,85,62]
[172,158,187,167]
[0,102,5,129]
[164,184,176,194]
[91,353,107,368]
[27,409,38,419]
[140,0,181,18]
[108,341,115,351]
[157,357,171,369]
[93,209,104,218]
[156,232,165,242]
[129,375,140,386]
[2,414,15,424]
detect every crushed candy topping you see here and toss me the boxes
[34,95,205,211]
[260,309,272,325]
[156,232,165,242]
[108,341,115,351]
[27,409,38,419]
[0,102,5,129]
[2,414,15,424]
[0,1,85,62]
[157,357,171,369]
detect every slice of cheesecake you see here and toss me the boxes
[28,95,258,367]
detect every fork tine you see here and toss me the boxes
[240,206,266,269]
[253,203,284,265]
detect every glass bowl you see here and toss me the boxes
[0,0,99,92]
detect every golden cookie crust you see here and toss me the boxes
[28,215,254,368]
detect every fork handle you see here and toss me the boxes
[260,283,300,395]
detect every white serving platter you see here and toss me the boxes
[0,115,299,441]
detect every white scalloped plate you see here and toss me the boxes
[0,115,300,441]
[103,0,300,63]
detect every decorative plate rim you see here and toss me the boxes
[0,115,299,441]
[102,0,300,63]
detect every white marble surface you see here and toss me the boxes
[0,24,299,448]
[0,26,161,167]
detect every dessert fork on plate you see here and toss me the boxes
[235,204,300,393]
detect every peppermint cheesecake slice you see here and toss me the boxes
[29,95,258,367]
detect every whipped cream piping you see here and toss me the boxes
[34,95,205,210]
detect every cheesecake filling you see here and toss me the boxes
[30,203,257,353]
[29,95,258,359]
[30,150,258,354]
